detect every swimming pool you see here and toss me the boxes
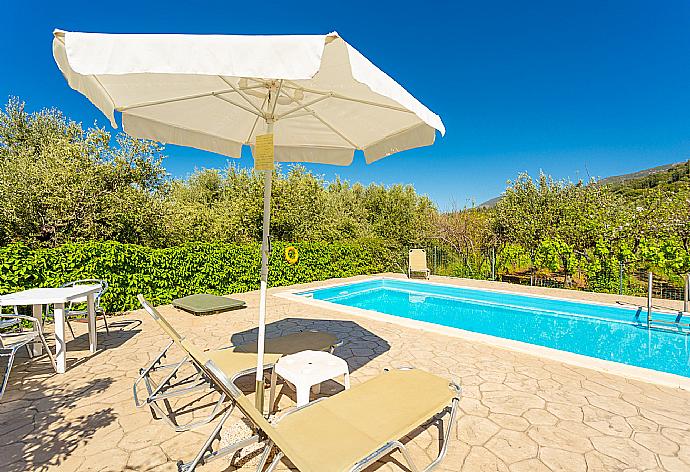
[296,279,690,379]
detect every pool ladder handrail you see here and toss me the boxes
[645,272,690,332]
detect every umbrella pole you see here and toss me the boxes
[255,121,274,413]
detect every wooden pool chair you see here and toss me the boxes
[133,295,339,432]
[408,249,431,279]
[179,338,461,472]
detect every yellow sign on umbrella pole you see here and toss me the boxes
[254,133,274,170]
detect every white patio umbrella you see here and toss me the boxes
[52,30,445,411]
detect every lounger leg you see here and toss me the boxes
[178,404,261,472]
[398,442,422,472]
[154,392,227,433]
[133,341,175,407]
[348,397,461,472]
[263,450,284,472]
[179,407,233,472]
[255,444,274,472]
[135,342,225,431]
[146,355,192,401]
[420,398,460,472]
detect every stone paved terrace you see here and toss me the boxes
[3,274,690,472]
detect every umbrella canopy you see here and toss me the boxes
[53,29,445,411]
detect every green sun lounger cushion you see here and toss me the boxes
[172,293,246,315]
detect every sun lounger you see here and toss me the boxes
[408,248,431,279]
[133,295,339,431]
[179,338,461,472]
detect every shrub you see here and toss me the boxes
[0,240,392,312]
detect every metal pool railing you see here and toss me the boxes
[645,272,690,331]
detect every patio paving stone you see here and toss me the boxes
[2,273,690,471]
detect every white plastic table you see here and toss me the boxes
[0,285,101,373]
[271,350,350,407]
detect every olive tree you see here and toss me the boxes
[0,98,169,247]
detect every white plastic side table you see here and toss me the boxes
[272,350,350,407]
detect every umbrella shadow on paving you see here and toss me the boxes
[0,359,116,472]
[155,318,392,427]
[230,318,391,408]
[229,317,391,373]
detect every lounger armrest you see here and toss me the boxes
[450,381,462,399]
[384,367,462,400]
[272,396,329,424]
[383,366,414,372]
[350,441,401,472]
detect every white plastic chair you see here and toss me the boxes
[0,310,57,400]
[58,279,110,338]
[0,306,21,331]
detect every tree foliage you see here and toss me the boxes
[0,98,169,247]
[0,99,435,249]
[440,170,690,292]
[3,98,689,296]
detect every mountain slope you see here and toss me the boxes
[478,160,690,207]
[603,160,690,197]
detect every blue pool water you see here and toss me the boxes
[298,279,690,378]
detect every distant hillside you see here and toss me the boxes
[478,195,502,209]
[598,162,684,185]
[603,160,690,198]
[478,160,690,207]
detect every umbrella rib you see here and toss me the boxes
[116,84,266,113]
[213,94,264,117]
[246,95,269,144]
[118,89,235,112]
[362,122,427,149]
[283,80,413,114]
[92,76,118,113]
[311,114,359,148]
[276,111,312,120]
[275,95,331,120]
[277,86,359,148]
[218,76,266,116]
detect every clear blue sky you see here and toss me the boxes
[3,0,689,209]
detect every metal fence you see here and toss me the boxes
[403,244,689,303]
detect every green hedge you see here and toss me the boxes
[0,241,391,312]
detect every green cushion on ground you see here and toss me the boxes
[172,293,246,315]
